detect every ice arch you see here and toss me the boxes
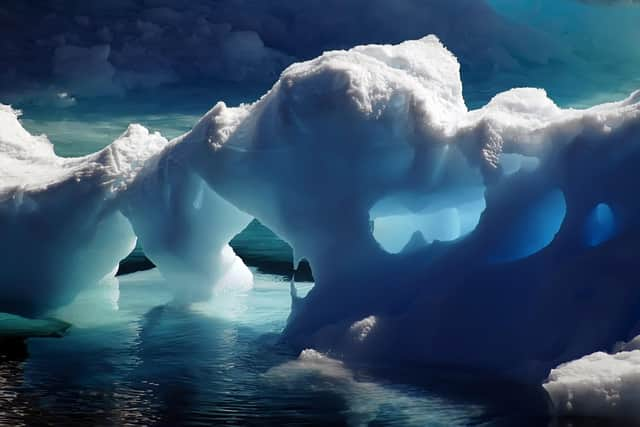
[1,36,640,383]
[0,109,252,316]
[187,37,640,382]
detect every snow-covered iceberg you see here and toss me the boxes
[1,36,639,384]
[188,36,640,382]
[0,105,144,315]
[0,104,251,316]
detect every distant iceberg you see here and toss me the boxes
[1,36,640,387]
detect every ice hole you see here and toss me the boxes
[489,189,566,263]
[585,203,617,247]
[370,188,487,254]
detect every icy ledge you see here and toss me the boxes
[2,36,640,387]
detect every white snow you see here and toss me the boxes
[350,315,378,343]
[544,347,640,420]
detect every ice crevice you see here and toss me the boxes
[1,36,640,387]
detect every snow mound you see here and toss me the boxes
[544,347,640,420]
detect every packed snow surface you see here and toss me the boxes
[1,36,640,386]
[544,345,640,420]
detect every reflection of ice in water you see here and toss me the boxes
[265,349,485,426]
[46,267,312,332]
[50,275,122,328]
[9,269,488,425]
[192,270,313,327]
[46,269,172,329]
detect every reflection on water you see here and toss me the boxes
[0,270,554,426]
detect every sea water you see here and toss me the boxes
[1,268,556,426]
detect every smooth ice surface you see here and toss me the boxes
[1,36,640,386]
[488,189,566,263]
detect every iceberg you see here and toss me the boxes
[189,36,640,382]
[0,104,251,316]
[1,36,639,384]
